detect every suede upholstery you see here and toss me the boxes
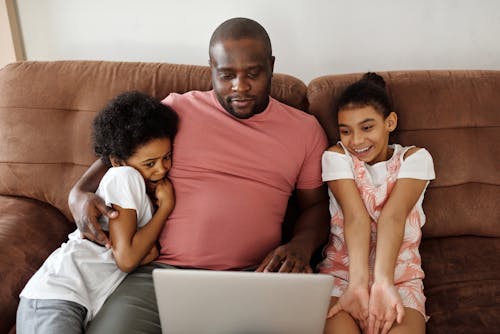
[0,62,498,333]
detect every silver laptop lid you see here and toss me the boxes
[153,269,333,334]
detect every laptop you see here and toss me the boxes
[152,269,333,334]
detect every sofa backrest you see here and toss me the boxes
[0,60,307,221]
[307,70,500,238]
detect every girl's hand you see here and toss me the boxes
[328,283,369,330]
[140,245,159,265]
[155,178,175,211]
[368,281,405,334]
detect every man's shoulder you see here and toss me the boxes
[270,97,317,122]
[270,98,323,134]
[162,90,212,105]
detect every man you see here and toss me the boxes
[69,17,329,333]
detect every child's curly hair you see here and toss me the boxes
[92,91,179,166]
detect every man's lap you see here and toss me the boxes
[85,262,177,334]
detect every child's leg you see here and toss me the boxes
[387,279,426,333]
[323,297,361,334]
[16,297,87,334]
[388,307,425,334]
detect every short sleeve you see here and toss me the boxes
[322,151,355,181]
[98,166,147,211]
[295,119,328,189]
[161,93,174,107]
[398,148,436,180]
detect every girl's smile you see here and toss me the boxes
[338,105,397,165]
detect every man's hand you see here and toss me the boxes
[68,189,117,248]
[255,243,312,273]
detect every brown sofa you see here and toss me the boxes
[0,61,498,333]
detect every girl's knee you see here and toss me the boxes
[388,307,426,334]
[323,310,361,334]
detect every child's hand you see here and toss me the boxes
[327,283,369,330]
[367,281,405,334]
[140,245,159,265]
[155,178,175,211]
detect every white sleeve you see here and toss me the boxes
[398,148,436,180]
[321,151,354,181]
[98,166,147,211]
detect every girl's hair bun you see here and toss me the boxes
[361,72,386,89]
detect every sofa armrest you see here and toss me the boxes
[0,195,74,333]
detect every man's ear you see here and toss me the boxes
[386,112,398,132]
[109,156,123,167]
[270,55,275,73]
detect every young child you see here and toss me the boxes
[318,73,435,334]
[16,91,178,333]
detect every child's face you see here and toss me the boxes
[338,105,397,165]
[122,137,172,193]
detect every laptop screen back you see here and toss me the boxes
[153,269,333,334]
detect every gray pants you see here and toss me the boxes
[86,262,176,334]
[16,297,87,334]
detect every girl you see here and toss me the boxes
[318,73,435,334]
[16,91,178,333]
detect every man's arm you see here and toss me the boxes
[68,159,117,247]
[256,185,330,273]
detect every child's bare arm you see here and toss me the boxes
[109,179,174,273]
[327,177,371,325]
[140,245,160,265]
[369,177,427,334]
[373,178,427,284]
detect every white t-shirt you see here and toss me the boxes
[20,166,153,325]
[322,144,435,219]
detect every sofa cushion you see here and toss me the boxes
[0,195,74,334]
[421,236,500,333]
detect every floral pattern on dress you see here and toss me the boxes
[318,144,428,320]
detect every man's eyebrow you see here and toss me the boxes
[247,65,263,70]
[216,64,263,71]
[216,67,233,71]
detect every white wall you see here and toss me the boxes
[15,0,500,83]
[0,0,24,68]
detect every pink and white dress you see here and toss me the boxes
[318,143,435,319]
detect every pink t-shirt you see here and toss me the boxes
[157,90,327,270]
